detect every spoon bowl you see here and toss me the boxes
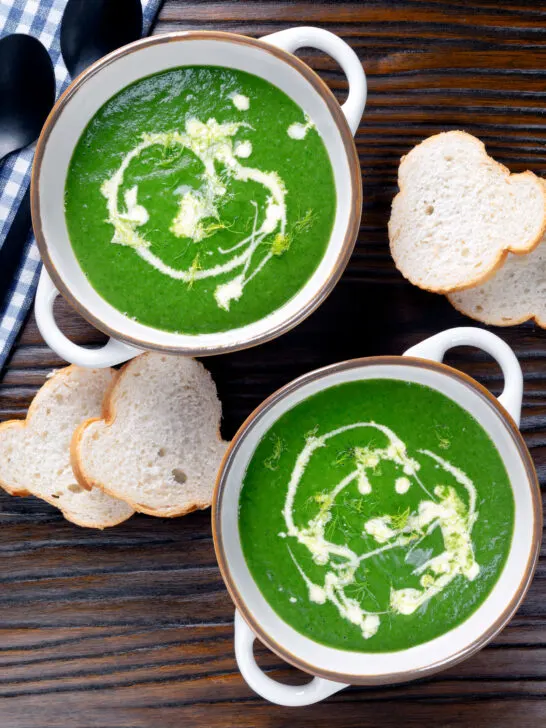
[60,0,143,78]
[0,34,55,163]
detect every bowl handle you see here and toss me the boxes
[403,327,523,426]
[262,27,366,135]
[234,610,347,706]
[35,267,142,368]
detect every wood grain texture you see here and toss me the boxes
[1,1,546,725]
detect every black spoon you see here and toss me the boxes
[0,35,55,305]
[0,0,144,313]
[0,34,55,164]
[60,0,143,78]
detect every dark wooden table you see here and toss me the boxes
[2,2,546,726]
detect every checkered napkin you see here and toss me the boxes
[0,0,163,370]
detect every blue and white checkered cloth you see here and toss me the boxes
[0,0,163,370]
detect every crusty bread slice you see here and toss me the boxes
[448,232,546,327]
[389,131,546,293]
[71,353,228,518]
[0,367,134,528]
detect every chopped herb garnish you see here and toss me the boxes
[270,233,291,256]
[157,140,185,168]
[305,425,319,440]
[434,421,451,450]
[264,434,285,471]
[270,209,317,257]
[390,506,411,531]
[292,208,317,237]
[187,253,202,288]
[334,447,355,467]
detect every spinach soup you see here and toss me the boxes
[239,379,514,652]
[65,66,336,334]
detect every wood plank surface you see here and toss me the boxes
[1,1,546,725]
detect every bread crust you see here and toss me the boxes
[70,352,225,518]
[71,416,211,517]
[447,293,546,329]
[0,420,30,496]
[447,223,546,327]
[0,366,133,528]
[389,131,546,294]
[71,417,101,493]
[0,366,76,497]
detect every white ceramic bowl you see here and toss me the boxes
[31,27,366,367]
[213,327,541,706]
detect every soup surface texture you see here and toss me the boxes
[239,379,514,652]
[65,66,336,334]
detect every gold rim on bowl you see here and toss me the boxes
[212,356,542,685]
[31,31,363,356]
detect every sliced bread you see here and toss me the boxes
[448,232,546,327]
[0,366,134,528]
[389,130,546,293]
[71,353,228,518]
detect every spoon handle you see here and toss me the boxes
[0,188,32,313]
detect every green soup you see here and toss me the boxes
[65,66,336,334]
[239,379,514,652]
